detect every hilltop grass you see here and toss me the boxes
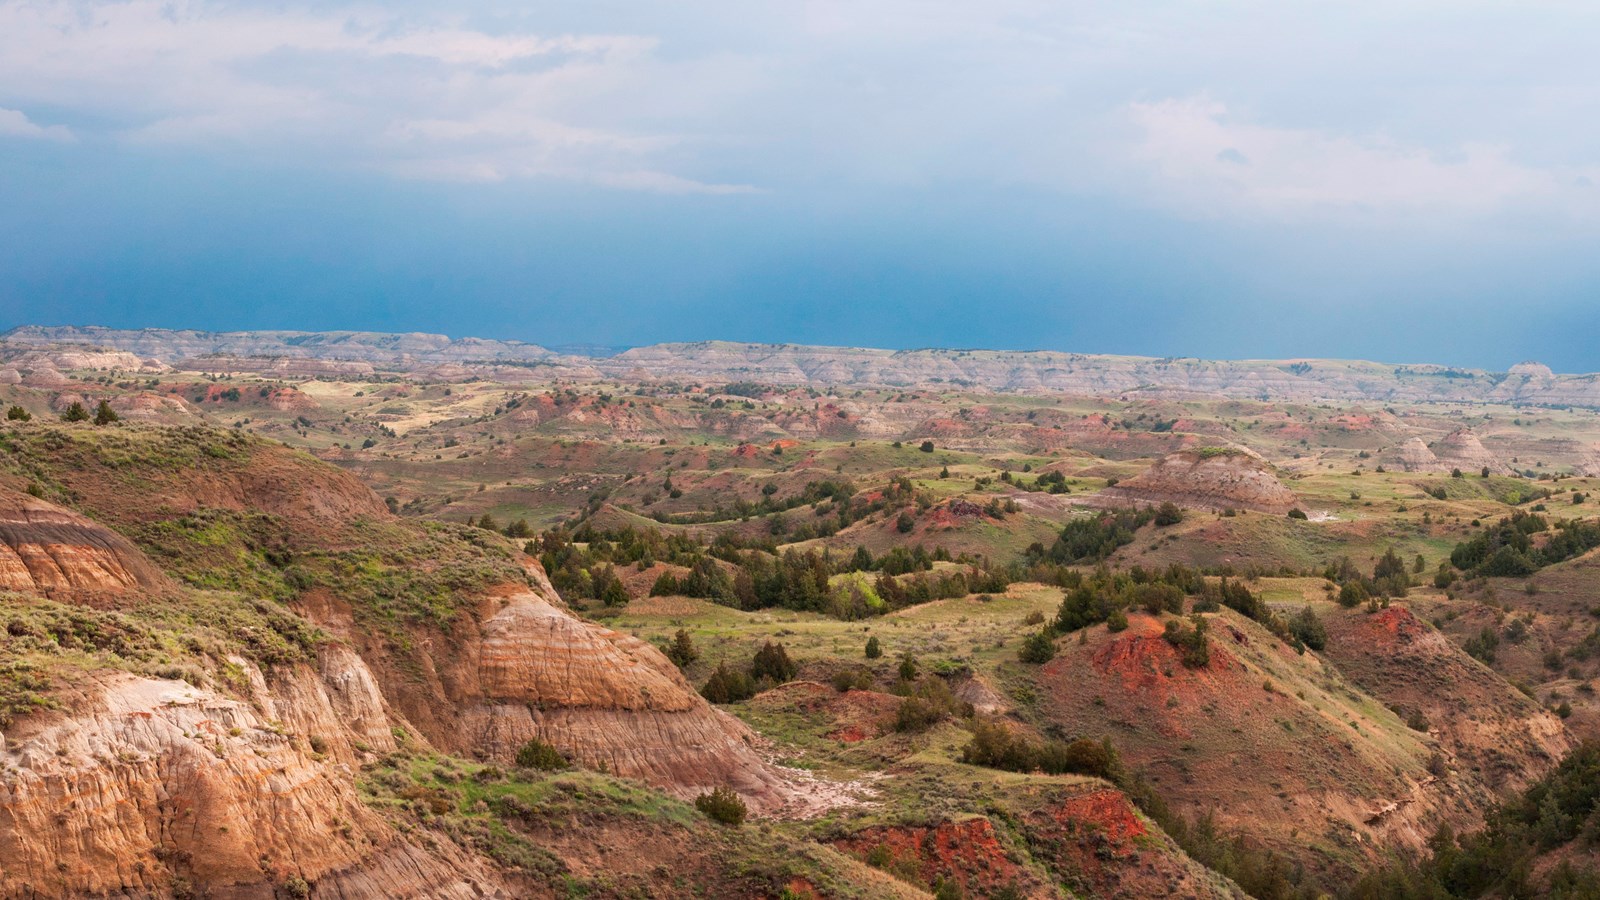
[0,587,323,724]
[358,750,905,898]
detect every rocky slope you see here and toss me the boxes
[0,667,504,899]
[1384,437,1442,472]
[0,425,806,896]
[1034,609,1552,884]
[1094,447,1299,513]
[1432,428,1512,475]
[0,487,166,597]
[302,586,807,814]
[1319,605,1571,794]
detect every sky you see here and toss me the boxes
[1,1,1598,371]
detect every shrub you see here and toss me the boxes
[897,654,919,682]
[1464,627,1499,664]
[694,786,747,826]
[663,629,698,668]
[864,635,882,659]
[514,738,568,771]
[1338,581,1368,608]
[1042,508,1153,564]
[60,402,89,422]
[1287,508,1308,520]
[1018,629,1056,664]
[751,640,798,684]
[961,719,1121,779]
[92,400,119,425]
[831,667,874,693]
[649,571,681,596]
[1105,608,1130,633]
[4,405,30,421]
[1154,502,1185,527]
[919,440,935,453]
[701,663,756,703]
[893,678,971,732]
[1162,615,1210,668]
[1289,607,1327,652]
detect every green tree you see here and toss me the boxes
[897,653,919,682]
[649,571,681,596]
[93,400,119,425]
[515,738,568,771]
[751,640,798,684]
[694,786,747,826]
[1289,607,1327,651]
[663,629,698,668]
[1154,502,1184,527]
[700,663,755,703]
[864,635,882,659]
[60,401,89,422]
[1338,580,1368,608]
[4,405,30,422]
[1019,629,1056,664]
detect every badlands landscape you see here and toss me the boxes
[4,327,1600,899]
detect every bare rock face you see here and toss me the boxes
[0,488,166,597]
[111,391,194,421]
[1385,437,1442,472]
[1433,429,1510,475]
[0,669,505,899]
[1097,448,1298,513]
[1580,445,1600,477]
[458,591,802,812]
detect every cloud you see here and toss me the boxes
[0,1,744,191]
[0,108,73,142]
[1124,97,1596,221]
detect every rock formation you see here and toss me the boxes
[0,488,166,596]
[1432,429,1511,475]
[1385,437,1442,472]
[427,590,803,813]
[0,669,505,899]
[1095,447,1298,514]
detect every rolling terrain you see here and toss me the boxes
[3,328,1600,897]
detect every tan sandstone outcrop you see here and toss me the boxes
[0,668,506,899]
[449,591,804,813]
[1433,429,1511,475]
[1095,447,1298,514]
[1385,437,1442,472]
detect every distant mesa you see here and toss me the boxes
[1095,446,1298,514]
[11,325,1600,408]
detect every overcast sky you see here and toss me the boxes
[2,1,1598,369]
